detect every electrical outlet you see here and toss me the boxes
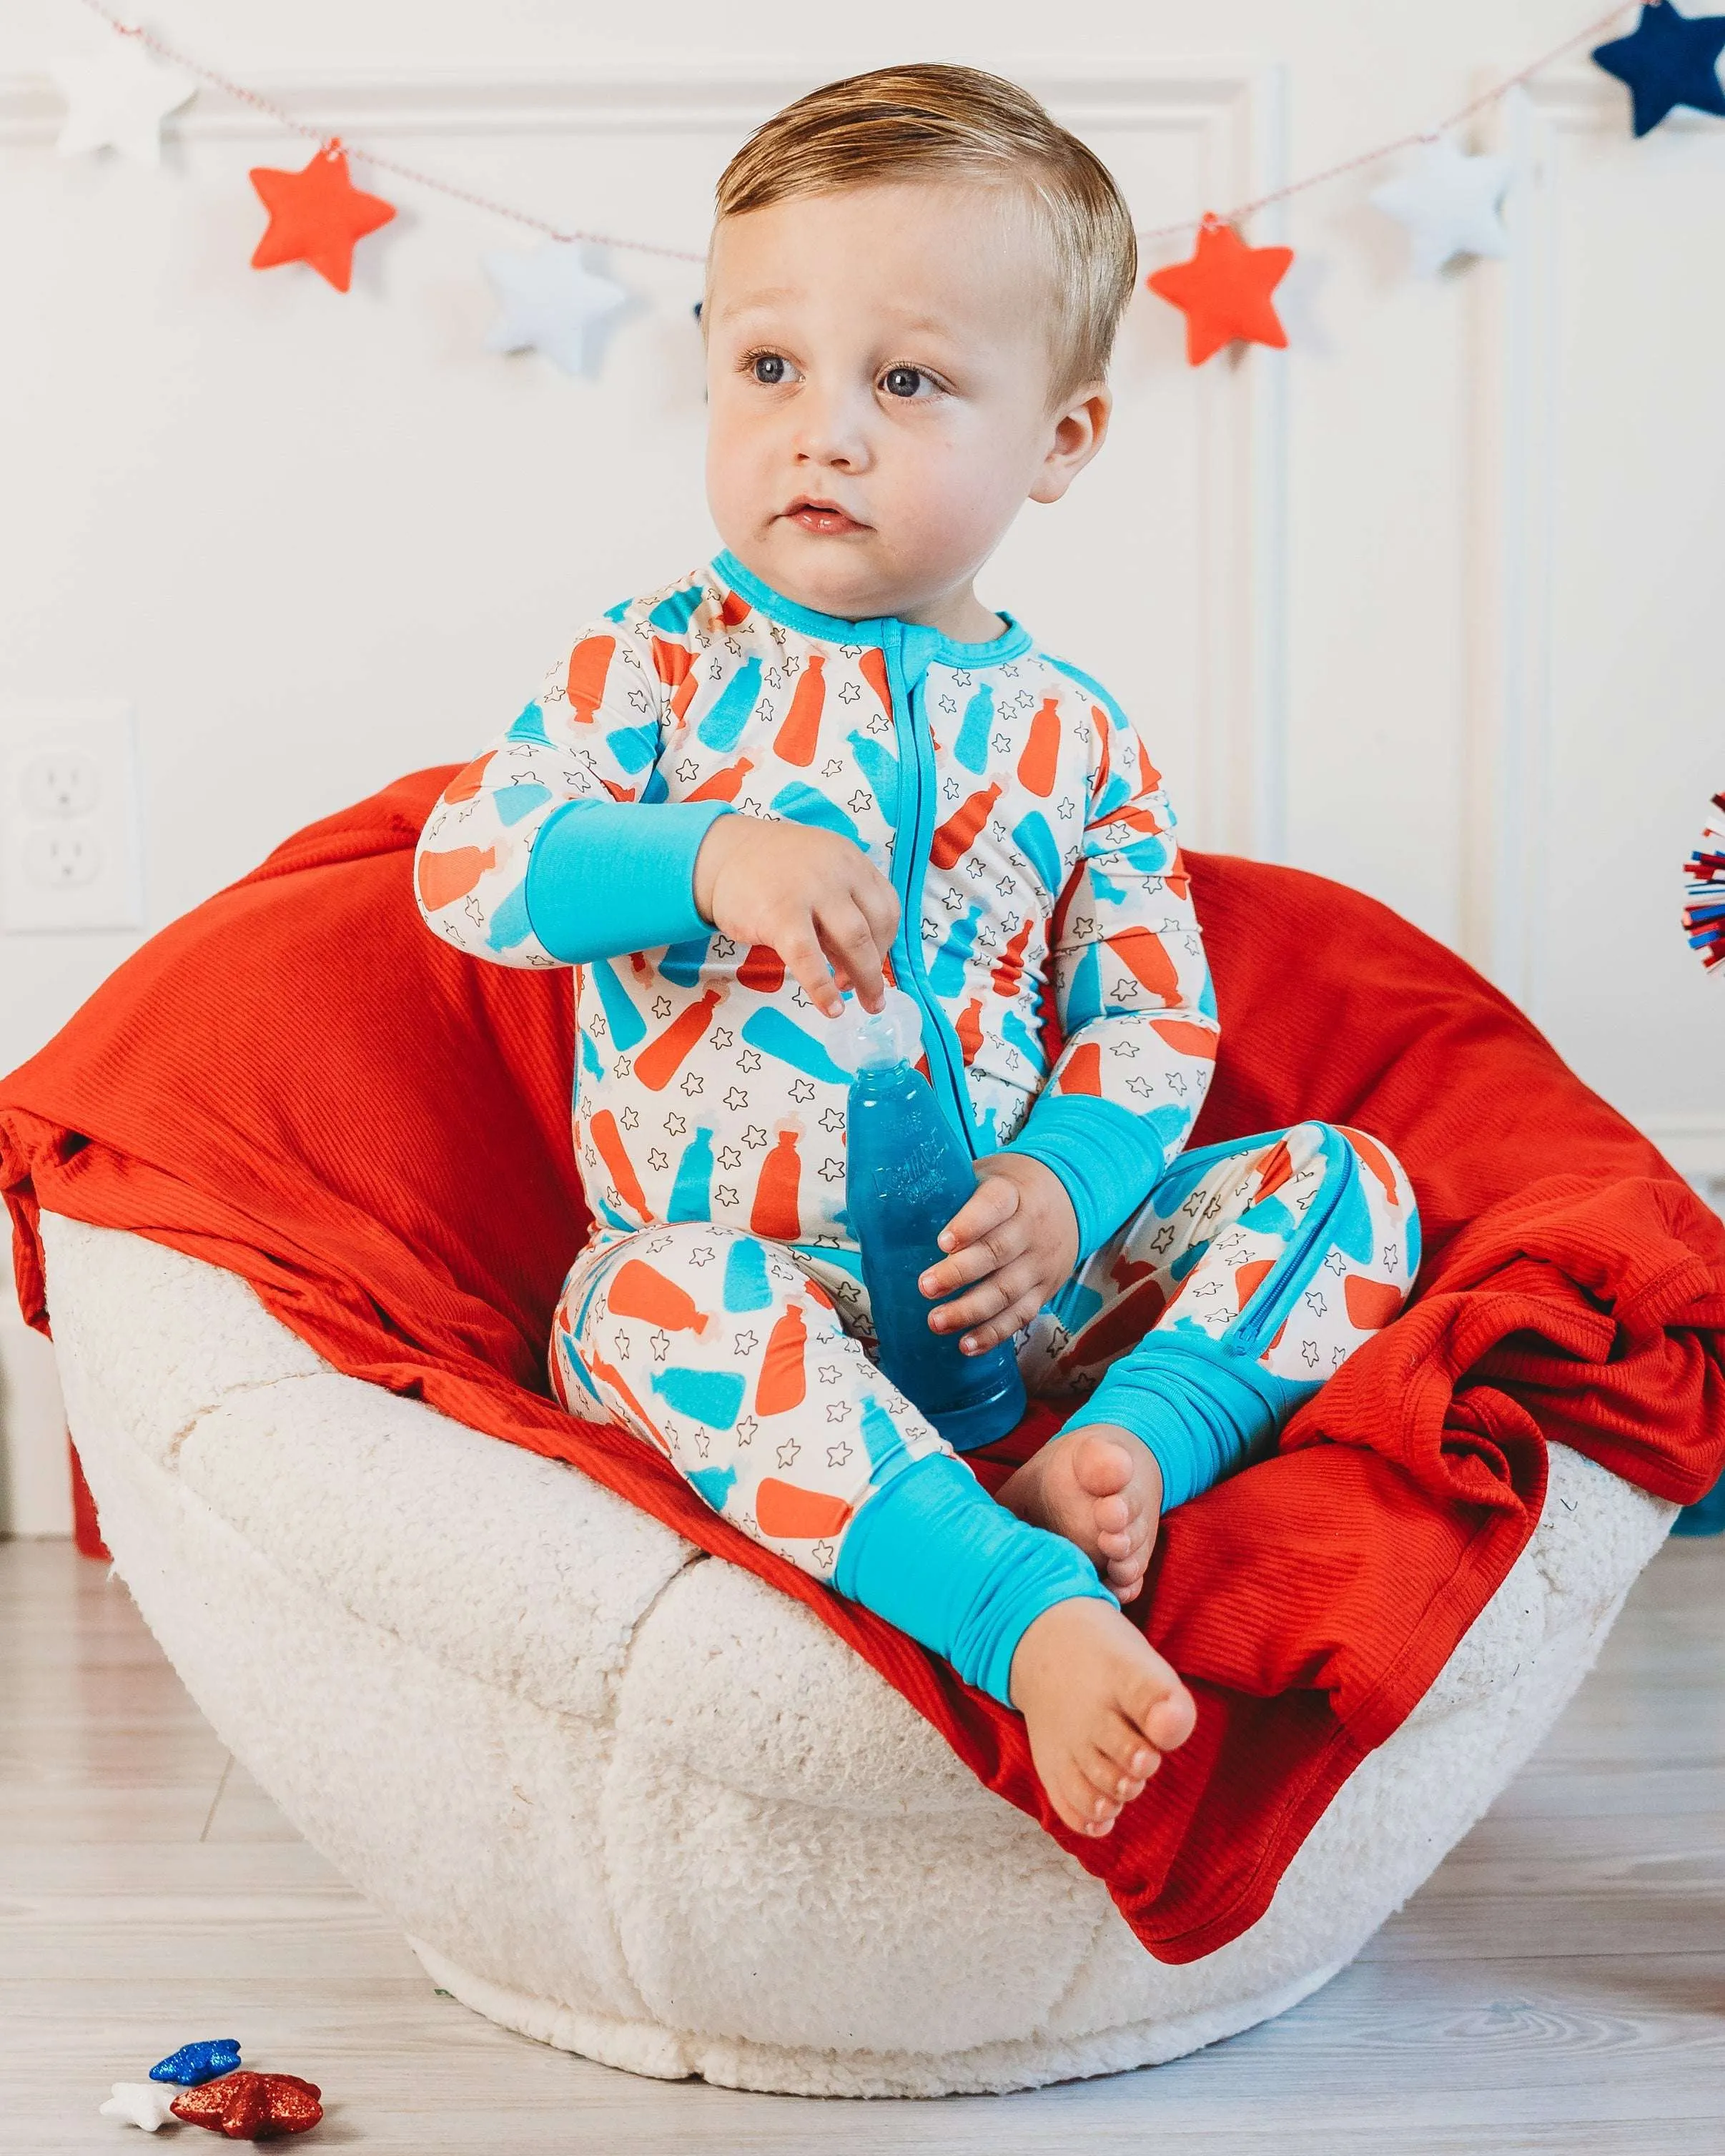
[1,700,143,933]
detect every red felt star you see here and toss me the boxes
[1146,215,1294,367]
[249,144,395,293]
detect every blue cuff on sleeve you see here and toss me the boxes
[1004,1095,1171,1260]
[833,1451,1113,1706]
[523,798,734,964]
[1082,1333,1315,1512]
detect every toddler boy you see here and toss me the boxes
[417,65,1419,1839]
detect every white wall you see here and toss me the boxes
[3,0,1722,1528]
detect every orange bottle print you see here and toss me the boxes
[1107,927,1180,1004]
[687,756,753,804]
[859,647,891,715]
[580,1343,668,1453]
[775,654,826,766]
[931,781,1002,870]
[1017,698,1062,797]
[1150,1018,1219,1059]
[718,588,751,628]
[991,916,1034,997]
[955,997,983,1066]
[442,751,494,804]
[1233,1258,1275,1309]
[651,639,703,723]
[1056,1042,1104,1094]
[633,986,723,1091]
[607,1258,711,1335]
[738,944,786,992]
[751,1128,803,1240]
[754,1301,808,1415]
[754,1480,854,1539]
[417,844,497,912]
[588,1109,649,1219]
[565,635,616,724]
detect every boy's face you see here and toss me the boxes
[704,181,1109,627]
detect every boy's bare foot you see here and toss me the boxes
[1009,1598,1196,1836]
[996,1422,1163,1604]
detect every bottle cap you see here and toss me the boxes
[826,984,923,1073]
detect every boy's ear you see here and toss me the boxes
[1029,382,1112,506]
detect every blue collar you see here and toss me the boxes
[712,549,1034,670]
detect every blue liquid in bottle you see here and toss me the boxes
[839,992,1027,1451]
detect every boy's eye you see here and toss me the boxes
[751,352,788,385]
[882,365,925,399]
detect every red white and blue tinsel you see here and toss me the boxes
[1681,793,1725,974]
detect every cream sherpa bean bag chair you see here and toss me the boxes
[42,1209,1674,2098]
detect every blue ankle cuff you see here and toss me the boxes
[1082,1334,1317,1512]
[834,1452,1113,1706]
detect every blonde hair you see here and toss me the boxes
[713,64,1137,401]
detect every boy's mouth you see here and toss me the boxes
[783,497,869,536]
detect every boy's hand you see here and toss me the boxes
[693,814,900,1017]
[919,1153,1078,1353]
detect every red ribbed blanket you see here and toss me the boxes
[4,769,1722,1962]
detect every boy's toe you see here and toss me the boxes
[1072,1435,1136,1500]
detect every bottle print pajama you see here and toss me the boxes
[550,1117,1419,1580]
[418,555,1423,1702]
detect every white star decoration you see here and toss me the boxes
[484,242,629,378]
[1370,137,1513,279]
[99,2082,181,2131]
[49,35,196,165]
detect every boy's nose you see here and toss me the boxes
[791,388,873,473]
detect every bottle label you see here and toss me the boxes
[875,1137,953,1210]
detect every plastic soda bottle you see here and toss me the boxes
[834,988,1027,1450]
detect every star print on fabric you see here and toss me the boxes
[714,1185,738,1207]
[865,712,892,736]
[1383,1244,1400,1269]
[646,1148,669,1171]
[653,997,672,1018]
[611,1330,631,1359]
[1301,1340,1321,1367]
[693,1428,711,1458]
[736,1415,757,1444]
[688,1245,714,1266]
[665,1112,687,1136]
[953,671,973,688]
[819,1157,845,1183]
[734,1330,758,1355]
[839,681,861,704]
[776,1438,801,1468]
[992,732,1012,755]
[1127,1077,1156,1098]
[613,1059,632,1080]
[941,777,962,803]
[790,1078,816,1102]
[1168,1073,1189,1096]
[1305,1290,1328,1316]
[724,1087,748,1111]
[650,1328,671,1362]
[628,687,651,713]
[817,1364,843,1386]
[819,1107,845,1134]
[712,1027,734,1050]
[826,1401,854,1423]
[744,1125,768,1147]
[738,1050,763,1074]
[717,1145,742,1170]
[848,791,871,815]
[249,147,397,292]
[620,1106,639,1129]
[812,1540,836,1568]
[997,876,1016,896]
[681,1071,704,1097]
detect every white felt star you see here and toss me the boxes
[99,2081,182,2131]
[483,242,629,379]
[1370,137,1513,280]
[48,35,197,166]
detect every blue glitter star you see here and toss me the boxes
[149,2038,242,2085]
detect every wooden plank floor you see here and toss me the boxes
[3,1534,1721,2155]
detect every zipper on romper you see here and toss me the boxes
[880,622,979,1160]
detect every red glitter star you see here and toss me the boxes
[169,2071,324,2139]
[249,144,395,293]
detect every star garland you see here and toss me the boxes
[36,1,1725,375]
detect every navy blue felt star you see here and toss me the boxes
[1593,1,1725,137]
